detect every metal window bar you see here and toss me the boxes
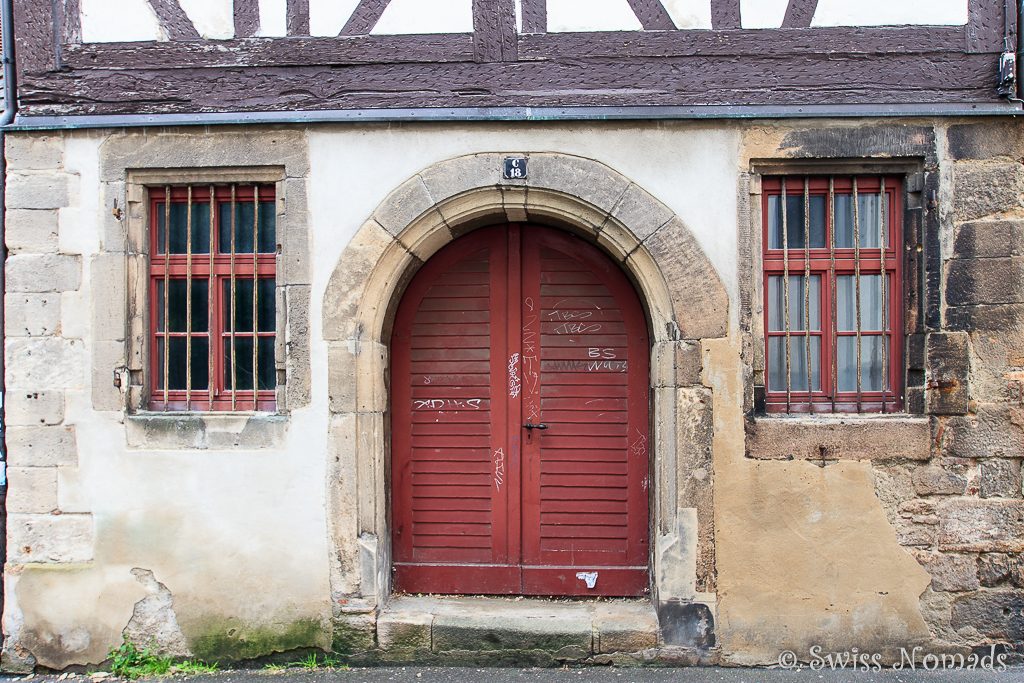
[252,186,260,409]
[185,185,193,411]
[162,186,171,409]
[853,177,863,413]
[879,179,888,413]
[829,177,837,413]
[230,184,238,411]
[208,185,215,409]
[781,177,791,411]
[802,178,812,410]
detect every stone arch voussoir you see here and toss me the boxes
[324,152,728,346]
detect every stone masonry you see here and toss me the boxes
[4,133,92,582]
[868,121,1024,659]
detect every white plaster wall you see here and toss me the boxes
[179,0,235,39]
[662,0,712,30]
[372,0,474,35]
[258,0,288,37]
[309,0,360,36]
[813,0,968,27]
[547,0,642,32]
[76,0,971,42]
[306,123,741,329]
[80,0,164,43]
[740,0,788,29]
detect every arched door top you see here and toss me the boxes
[323,152,728,347]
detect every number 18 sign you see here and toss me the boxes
[503,157,528,179]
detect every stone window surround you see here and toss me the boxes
[744,157,933,461]
[93,129,312,450]
[123,168,299,447]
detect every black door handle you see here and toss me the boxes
[524,423,548,430]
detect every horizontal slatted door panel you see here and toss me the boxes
[521,226,650,596]
[391,226,514,592]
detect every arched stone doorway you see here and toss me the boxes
[323,152,728,610]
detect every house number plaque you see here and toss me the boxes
[503,157,528,179]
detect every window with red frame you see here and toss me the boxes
[149,184,276,411]
[762,176,903,413]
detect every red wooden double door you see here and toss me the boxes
[391,224,650,596]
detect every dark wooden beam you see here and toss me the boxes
[234,0,261,38]
[473,0,517,62]
[710,0,741,29]
[286,0,310,36]
[63,34,477,69]
[340,0,391,36]
[60,0,82,44]
[14,0,57,72]
[521,0,546,34]
[518,26,966,59]
[966,0,1011,52]
[19,51,997,116]
[625,0,676,30]
[781,0,818,29]
[146,0,201,40]
[59,27,967,71]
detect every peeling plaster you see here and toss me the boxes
[706,337,932,665]
[123,569,190,657]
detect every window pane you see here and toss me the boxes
[837,274,884,332]
[156,280,165,332]
[167,337,186,390]
[218,199,276,254]
[164,279,208,333]
[767,275,820,331]
[155,338,164,391]
[258,200,277,253]
[190,337,210,391]
[838,335,885,392]
[834,193,887,249]
[768,194,825,249]
[191,201,212,254]
[224,279,254,332]
[225,336,254,391]
[259,337,276,390]
[768,335,821,392]
[166,337,210,391]
[157,201,211,254]
[258,279,276,332]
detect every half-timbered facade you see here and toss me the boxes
[2,0,1023,670]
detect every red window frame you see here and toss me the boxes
[762,175,904,414]
[148,184,277,412]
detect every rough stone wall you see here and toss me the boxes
[733,120,1024,665]
[880,120,1024,658]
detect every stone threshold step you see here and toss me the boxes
[377,595,659,656]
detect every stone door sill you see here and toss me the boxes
[377,594,659,658]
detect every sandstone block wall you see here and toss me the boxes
[4,135,92,569]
